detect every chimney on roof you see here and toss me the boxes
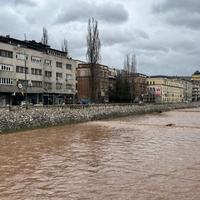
[6,35,10,38]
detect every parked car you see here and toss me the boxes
[79,98,92,105]
[20,101,33,107]
[138,101,145,105]
[34,103,43,107]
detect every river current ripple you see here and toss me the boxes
[0,108,200,200]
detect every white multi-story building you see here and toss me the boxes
[0,35,77,106]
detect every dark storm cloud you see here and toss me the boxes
[153,0,200,29]
[55,1,128,24]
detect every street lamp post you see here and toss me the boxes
[16,45,28,109]
[24,54,28,110]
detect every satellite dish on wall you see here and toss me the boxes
[18,83,23,89]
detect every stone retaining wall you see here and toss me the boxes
[0,102,200,134]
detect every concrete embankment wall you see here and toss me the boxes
[0,102,200,134]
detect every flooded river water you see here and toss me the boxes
[0,108,200,200]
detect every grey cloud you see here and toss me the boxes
[166,12,200,29]
[134,29,149,40]
[0,7,29,38]
[1,0,36,6]
[153,0,200,13]
[153,0,200,29]
[102,29,135,46]
[0,0,199,76]
[102,27,149,46]
[139,51,200,76]
[171,39,198,52]
[55,1,128,24]
[138,44,169,53]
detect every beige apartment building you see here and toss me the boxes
[181,79,193,102]
[146,76,185,103]
[191,71,200,81]
[191,71,200,101]
[0,35,77,106]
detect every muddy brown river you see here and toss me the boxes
[0,108,200,200]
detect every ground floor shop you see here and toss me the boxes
[0,92,75,106]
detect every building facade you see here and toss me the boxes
[191,71,200,81]
[192,81,200,101]
[181,79,193,102]
[191,71,200,101]
[128,73,147,102]
[108,68,118,91]
[77,63,109,103]
[146,76,184,103]
[0,35,77,106]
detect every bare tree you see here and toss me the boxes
[124,53,137,73]
[131,54,137,73]
[124,53,137,102]
[41,27,48,45]
[124,54,131,73]
[61,38,68,56]
[86,17,101,102]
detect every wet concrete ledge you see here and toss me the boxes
[0,102,200,134]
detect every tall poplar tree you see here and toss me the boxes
[41,27,48,45]
[86,17,101,102]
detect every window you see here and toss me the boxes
[56,72,62,79]
[44,82,52,90]
[31,56,41,63]
[0,77,13,85]
[32,81,42,88]
[44,59,51,66]
[45,71,52,77]
[66,64,72,70]
[66,74,72,80]
[48,50,66,58]
[66,84,72,89]
[0,49,13,58]
[16,66,28,74]
[56,83,62,89]
[31,68,42,75]
[0,64,13,71]
[56,62,62,68]
[16,53,28,60]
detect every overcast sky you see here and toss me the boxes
[0,0,200,75]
